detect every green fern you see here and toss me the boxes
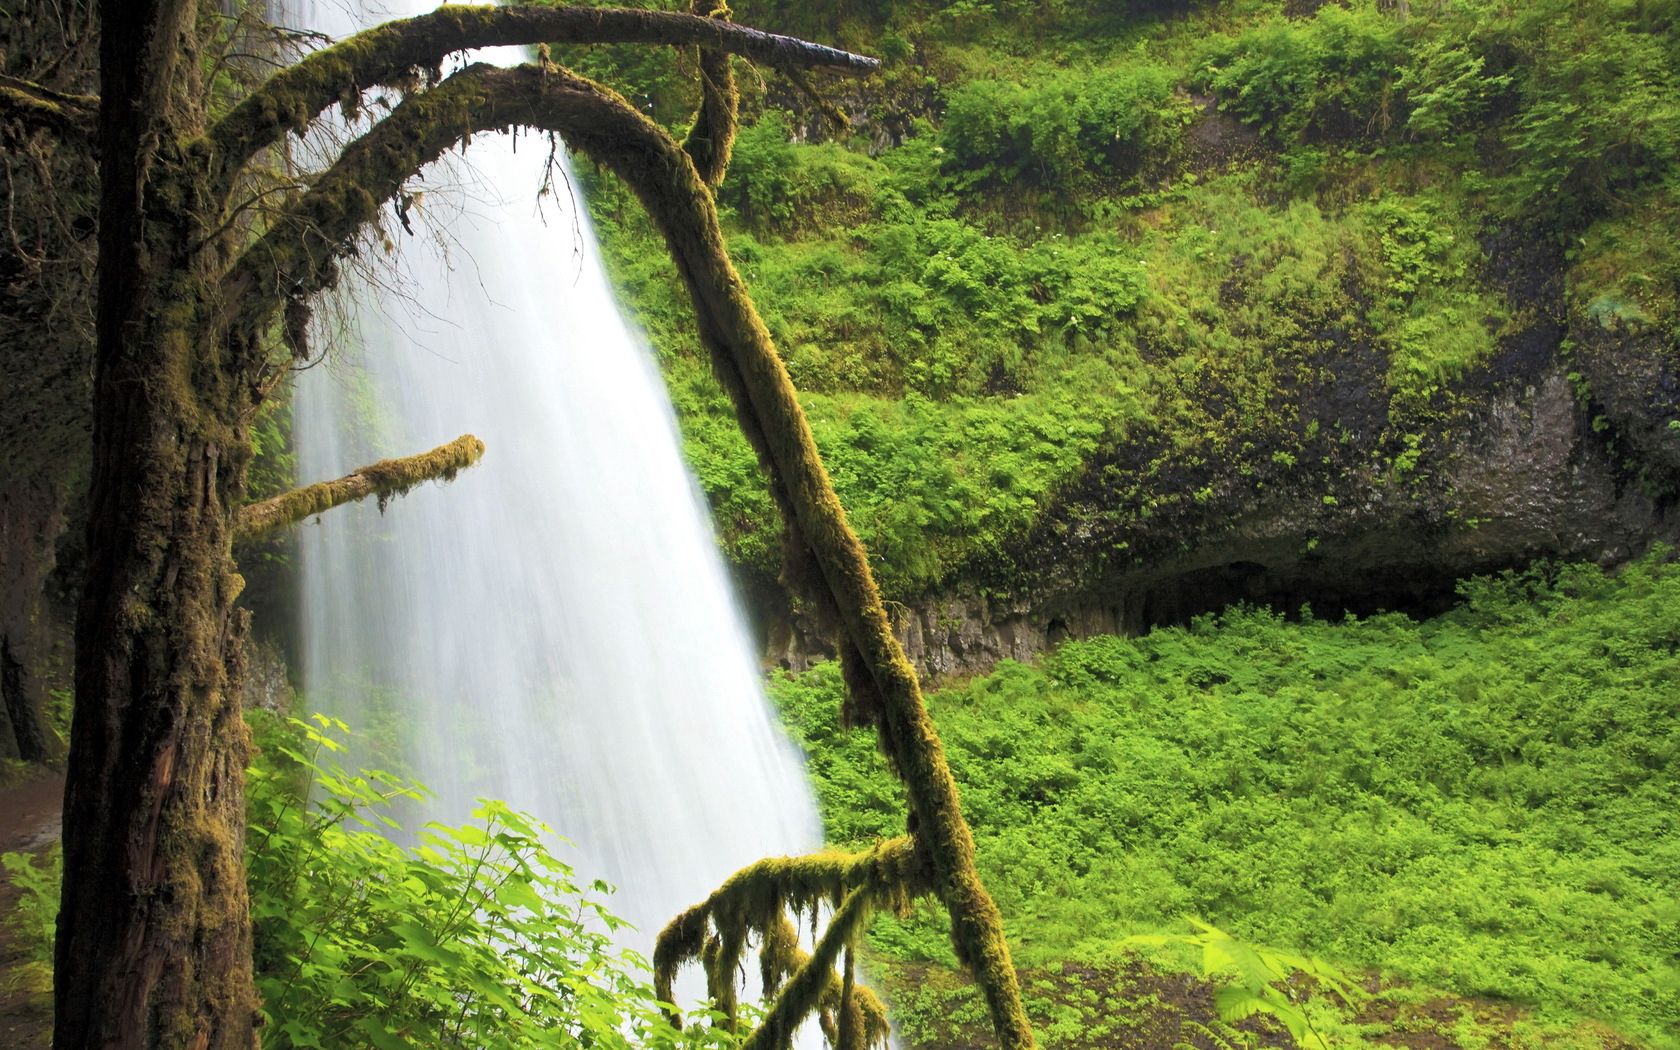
[1130,919,1359,1050]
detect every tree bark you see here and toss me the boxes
[56,1,260,1046]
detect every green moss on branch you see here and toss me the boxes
[0,73,97,141]
[217,53,1031,1049]
[202,4,876,207]
[234,433,483,540]
[680,2,740,188]
[654,841,913,1048]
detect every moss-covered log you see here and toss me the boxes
[233,433,485,541]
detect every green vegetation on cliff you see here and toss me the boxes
[578,0,1680,597]
[770,554,1680,1047]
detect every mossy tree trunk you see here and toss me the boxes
[55,1,262,1045]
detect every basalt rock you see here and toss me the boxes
[763,304,1680,679]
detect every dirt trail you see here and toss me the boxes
[0,772,64,854]
[0,770,62,1050]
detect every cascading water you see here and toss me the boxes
[286,0,822,955]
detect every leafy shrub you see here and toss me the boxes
[247,712,726,1049]
[3,720,725,1048]
[1129,920,1360,1050]
[1486,0,1680,222]
[940,64,1184,195]
[1395,33,1509,141]
[772,555,1680,1046]
[1196,6,1406,142]
[0,845,59,1001]
[719,112,882,236]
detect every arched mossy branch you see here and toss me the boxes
[527,66,1040,1050]
[201,3,875,207]
[212,54,1032,1050]
[206,6,872,371]
[233,433,484,541]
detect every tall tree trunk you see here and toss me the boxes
[55,1,259,1046]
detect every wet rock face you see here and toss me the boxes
[765,224,1676,680]
[1573,322,1680,483]
[763,350,1678,678]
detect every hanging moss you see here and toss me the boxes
[681,3,739,188]
[741,888,887,1050]
[653,839,923,995]
[232,433,483,541]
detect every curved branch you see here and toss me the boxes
[0,74,97,142]
[204,4,877,204]
[221,59,1032,1049]
[234,433,484,541]
[527,67,1039,1050]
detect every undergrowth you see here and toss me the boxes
[3,715,733,1050]
[770,554,1680,1048]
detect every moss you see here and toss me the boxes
[653,835,924,1019]
[0,74,98,140]
[201,4,876,206]
[681,2,740,188]
[233,433,484,540]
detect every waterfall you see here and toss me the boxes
[285,0,822,953]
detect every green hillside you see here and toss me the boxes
[772,554,1680,1048]
[578,0,1680,598]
